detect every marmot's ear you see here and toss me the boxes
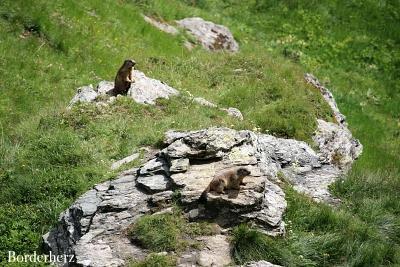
[127,59,136,66]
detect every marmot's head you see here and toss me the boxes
[123,59,136,68]
[237,167,251,177]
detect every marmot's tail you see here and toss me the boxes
[199,184,211,204]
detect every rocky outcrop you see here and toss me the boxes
[68,72,244,120]
[222,107,244,120]
[176,17,239,52]
[43,170,150,266]
[68,70,179,107]
[297,73,363,203]
[305,73,362,169]
[43,121,361,266]
[305,73,346,126]
[49,74,363,267]
[128,71,179,104]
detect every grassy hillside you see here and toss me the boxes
[0,0,399,266]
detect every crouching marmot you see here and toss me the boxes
[199,167,251,203]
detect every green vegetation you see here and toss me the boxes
[233,185,400,266]
[129,253,177,267]
[232,224,284,265]
[127,209,216,252]
[0,0,399,266]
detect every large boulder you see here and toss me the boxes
[176,17,239,52]
[43,122,361,265]
[128,70,179,104]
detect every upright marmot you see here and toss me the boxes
[108,59,136,96]
[199,167,251,202]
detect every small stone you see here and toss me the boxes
[188,209,199,220]
[170,158,190,173]
[139,158,169,176]
[193,97,218,107]
[222,107,243,120]
[143,15,179,35]
[111,153,140,170]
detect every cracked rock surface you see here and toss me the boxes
[43,120,361,266]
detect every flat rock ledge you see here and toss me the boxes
[44,122,361,266]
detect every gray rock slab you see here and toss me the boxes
[136,174,170,193]
[139,157,169,176]
[44,120,362,265]
[165,127,249,159]
[43,170,149,266]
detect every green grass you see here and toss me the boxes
[129,253,177,267]
[232,187,400,266]
[0,0,399,266]
[232,224,285,265]
[127,209,216,252]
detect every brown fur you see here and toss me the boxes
[199,167,251,203]
[108,59,136,96]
